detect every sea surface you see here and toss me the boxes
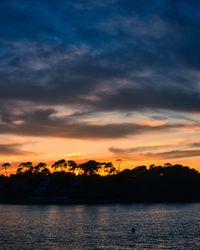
[0,203,199,249]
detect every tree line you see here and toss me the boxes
[1,159,118,176]
[0,162,200,204]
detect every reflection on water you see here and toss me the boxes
[0,203,200,249]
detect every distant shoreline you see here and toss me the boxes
[1,163,200,205]
[1,197,200,205]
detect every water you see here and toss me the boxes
[0,203,200,249]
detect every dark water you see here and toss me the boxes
[0,204,199,249]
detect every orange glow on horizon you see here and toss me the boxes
[2,154,200,176]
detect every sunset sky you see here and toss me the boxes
[1,0,200,172]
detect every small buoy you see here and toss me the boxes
[131,227,135,233]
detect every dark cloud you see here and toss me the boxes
[110,146,200,160]
[0,108,185,139]
[109,141,200,156]
[0,0,200,138]
[91,85,200,113]
[0,143,31,156]
[190,143,200,148]
[109,145,168,154]
[145,149,200,159]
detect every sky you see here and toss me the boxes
[1,0,200,172]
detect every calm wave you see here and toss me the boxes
[0,203,200,249]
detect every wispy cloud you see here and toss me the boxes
[109,145,169,154]
[0,108,186,139]
[145,149,200,160]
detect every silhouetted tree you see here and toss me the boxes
[80,160,101,175]
[102,162,117,175]
[19,162,33,174]
[149,164,156,169]
[34,162,46,173]
[132,165,147,176]
[16,167,23,175]
[34,162,50,175]
[52,159,67,172]
[115,159,122,173]
[41,167,50,175]
[67,160,78,174]
[164,163,172,167]
[2,162,11,176]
